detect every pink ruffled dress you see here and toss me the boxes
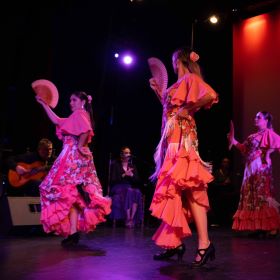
[232,129,280,231]
[39,109,111,237]
[150,73,218,248]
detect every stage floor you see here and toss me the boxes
[0,225,279,280]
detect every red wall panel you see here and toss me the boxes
[233,9,280,198]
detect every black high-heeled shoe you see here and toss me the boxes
[61,232,80,246]
[153,244,185,261]
[191,243,215,268]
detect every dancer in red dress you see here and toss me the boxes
[36,91,111,245]
[149,47,218,267]
[228,111,280,237]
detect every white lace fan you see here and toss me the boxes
[148,57,168,102]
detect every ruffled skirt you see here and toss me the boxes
[232,157,280,231]
[39,136,111,237]
[150,143,213,248]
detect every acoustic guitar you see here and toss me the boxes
[8,161,48,188]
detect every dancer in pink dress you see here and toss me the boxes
[228,111,280,237]
[36,91,111,245]
[149,47,218,267]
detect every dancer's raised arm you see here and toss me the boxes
[36,95,62,125]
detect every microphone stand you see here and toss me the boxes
[107,152,112,195]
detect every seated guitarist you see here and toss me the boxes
[6,138,53,196]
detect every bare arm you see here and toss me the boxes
[78,132,92,157]
[78,132,89,148]
[36,96,62,125]
[177,92,216,118]
[265,149,273,165]
[227,121,246,153]
[187,92,216,112]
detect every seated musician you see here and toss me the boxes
[6,138,53,196]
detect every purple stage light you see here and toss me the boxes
[122,55,133,65]
[114,53,119,58]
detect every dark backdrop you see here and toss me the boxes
[1,0,251,193]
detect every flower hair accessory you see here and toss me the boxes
[87,95,92,103]
[190,51,200,62]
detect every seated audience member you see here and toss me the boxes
[109,146,143,228]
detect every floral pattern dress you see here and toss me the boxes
[232,129,280,231]
[39,109,111,237]
[150,73,218,248]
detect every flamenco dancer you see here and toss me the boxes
[35,84,111,246]
[228,111,280,238]
[148,47,218,267]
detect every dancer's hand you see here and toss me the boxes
[35,95,47,106]
[149,78,160,93]
[227,120,235,150]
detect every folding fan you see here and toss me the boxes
[148,57,168,101]
[31,79,59,108]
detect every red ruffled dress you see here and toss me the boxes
[150,73,218,248]
[39,109,111,237]
[232,129,280,231]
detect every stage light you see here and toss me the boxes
[122,55,133,65]
[209,15,219,24]
[191,14,220,48]
[113,51,136,67]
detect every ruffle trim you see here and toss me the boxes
[232,207,280,231]
[154,148,213,200]
[150,148,211,240]
[152,222,192,249]
[41,184,111,237]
